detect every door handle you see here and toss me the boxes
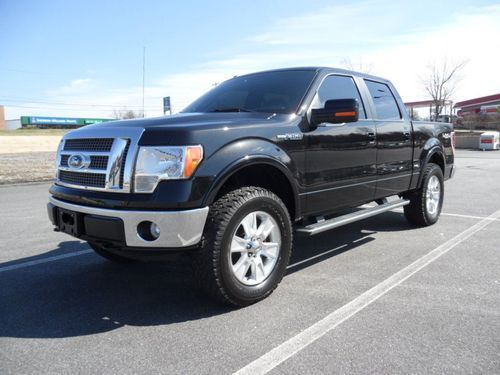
[367,132,376,144]
[403,132,411,139]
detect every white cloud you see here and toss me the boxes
[246,1,398,48]
[5,2,499,120]
[364,4,500,101]
[159,2,500,110]
[47,78,96,95]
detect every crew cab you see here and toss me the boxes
[47,67,455,306]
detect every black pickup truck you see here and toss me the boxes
[47,67,455,306]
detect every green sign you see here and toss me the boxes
[20,116,113,126]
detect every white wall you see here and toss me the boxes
[5,119,21,130]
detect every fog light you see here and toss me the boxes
[150,222,161,239]
[137,221,160,242]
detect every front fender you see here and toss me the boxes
[196,138,301,217]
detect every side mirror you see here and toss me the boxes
[310,98,359,127]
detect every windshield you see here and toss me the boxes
[182,70,317,114]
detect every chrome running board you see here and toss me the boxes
[296,199,409,236]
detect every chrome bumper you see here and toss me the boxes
[48,197,209,248]
[450,164,456,178]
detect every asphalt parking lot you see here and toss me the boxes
[1,150,499,374]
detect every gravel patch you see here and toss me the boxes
[0,135,62,153]
[0,152,56,184]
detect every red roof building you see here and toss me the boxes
[454,93,500,116]
[454,93,500,109]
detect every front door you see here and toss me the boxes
[304,75,377,216]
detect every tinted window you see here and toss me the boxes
[183,70,316,114]
[314,75,366,119]
[364,80,401,120]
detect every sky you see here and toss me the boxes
[1,0,500,120]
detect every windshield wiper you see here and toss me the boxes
[209,107,254,113]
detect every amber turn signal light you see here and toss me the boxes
[335,111,356,117]
[183,145,204,178]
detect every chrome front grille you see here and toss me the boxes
[119,141,131,188]
[90,156,110,170]
[60,154,109,170]
[55,127,143,193]
[58,170,107,188]
[63,138,114,152]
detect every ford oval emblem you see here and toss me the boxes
[68,154,90,169]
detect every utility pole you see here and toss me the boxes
[142,46,146,118]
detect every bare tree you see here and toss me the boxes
[421,59,467,120]
[409,110,421,121]
[112,108,144,119]
[340,57,374,74]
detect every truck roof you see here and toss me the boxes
[235,66,390,84]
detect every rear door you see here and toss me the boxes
[363,80,413,197]
[304,74,377,216]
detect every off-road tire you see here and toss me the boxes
[191,187,293,307]
[404,163,444,226]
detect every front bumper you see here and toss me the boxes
[444,163,456,180]
[449,164,456,179]
[48,196,209,248]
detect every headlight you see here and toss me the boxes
[134,145,203,193]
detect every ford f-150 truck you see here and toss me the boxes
[47,67,455,306]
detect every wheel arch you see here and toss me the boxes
[203,156,301,221]
[417,142,446,188]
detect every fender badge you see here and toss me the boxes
[276,133,303,141]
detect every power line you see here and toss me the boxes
[0,98,160,109]
[0,67,61,77]
[3,104,161,113]
[0,97,158,109]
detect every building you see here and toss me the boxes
[454,93,500,116]
[0,106,5,129]
[404,100,454,122]
[454,93,500,131]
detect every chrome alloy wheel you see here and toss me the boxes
[426,175,441,217]
[229,211,281,286]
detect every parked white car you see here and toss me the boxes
[479,131,500,150]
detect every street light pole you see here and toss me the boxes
[142,46,146,118]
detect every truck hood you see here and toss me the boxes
[87,112,294,131]
[69,112,303,157]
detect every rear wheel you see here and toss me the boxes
[404,163,444,226]
[191,187,292,306]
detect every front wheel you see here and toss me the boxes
[191,187,293,306]
[404,163,444,226]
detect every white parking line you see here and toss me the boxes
[392,209,500,222]
[441,212,500,221]
[1,210,496,275]
[0,249,93,273]
[234,208,500,375]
